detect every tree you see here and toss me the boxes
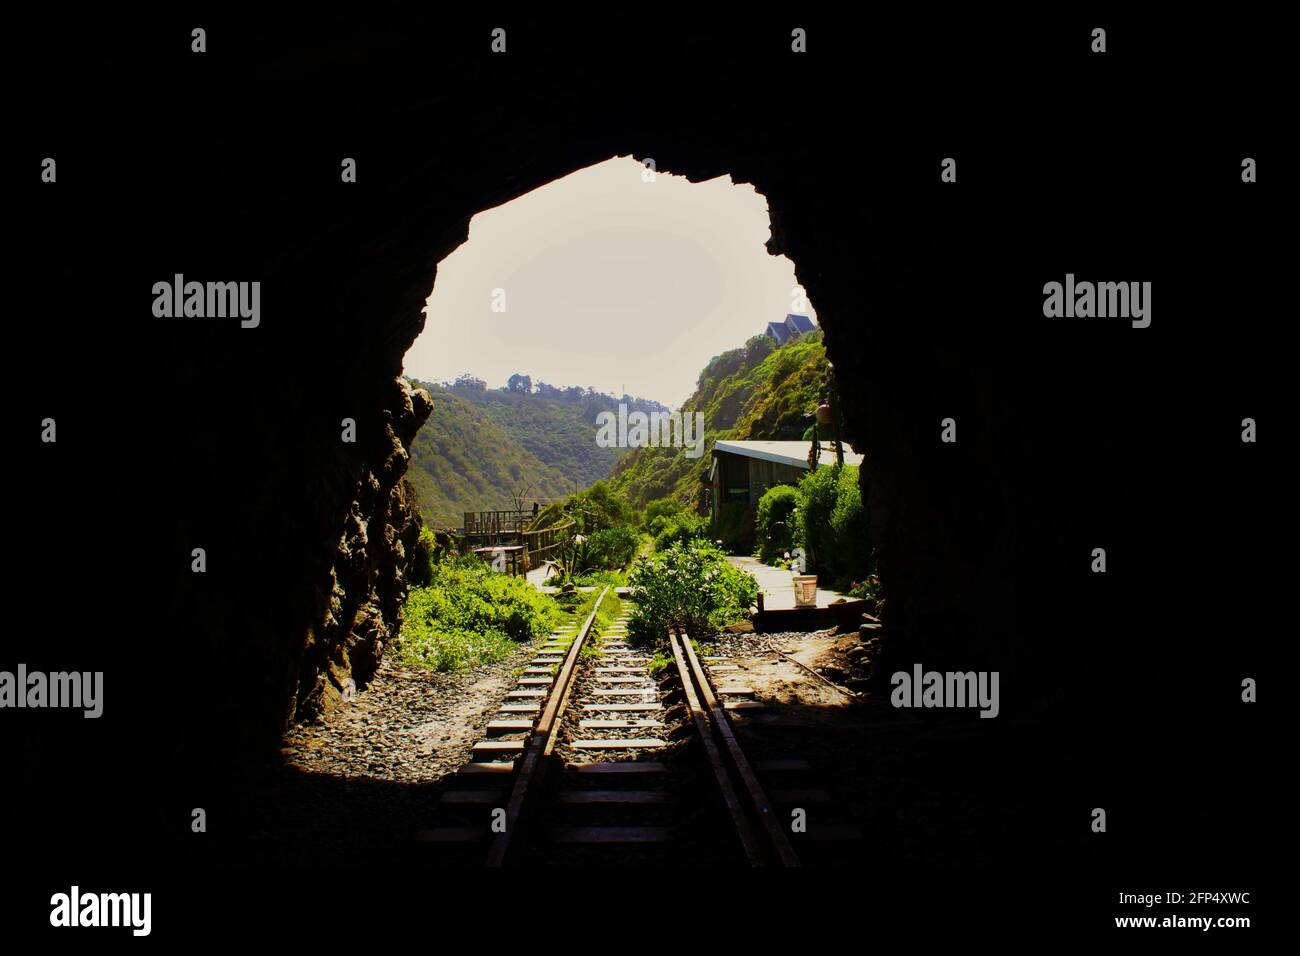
[506,373,532,394]
[453,373,487,391]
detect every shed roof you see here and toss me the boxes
[713,439,864,470]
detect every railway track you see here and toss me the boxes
[415,587,813,866]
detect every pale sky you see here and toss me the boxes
[405,156,816,408]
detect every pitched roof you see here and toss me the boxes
[785,313,816,333]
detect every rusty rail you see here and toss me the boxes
[677,630,802,867]
[669,631,766,865]
[485,586,608,866]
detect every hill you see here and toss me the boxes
[610,330,831,508]
[406,378,669,527]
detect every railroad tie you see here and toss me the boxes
[570,738,666,750]
[556,790,667,805]
[550,826,671,844]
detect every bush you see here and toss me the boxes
[586,525,639,570]
[754,484,799,563]
[398,557,561,671]
[710,500,752,553]
[642,496,688,531]
[794,464,871,590]
[651,511,707,551]
[409,527,436,587]
[567,480,634,533]
[626,539,759,644]
[408,525,457,587]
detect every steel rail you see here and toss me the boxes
[485,586,609,866]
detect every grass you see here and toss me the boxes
[397,557,561,672]
[647,650,673,677]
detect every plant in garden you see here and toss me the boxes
[794,463,871,590]
[398,557,561,671]
[626,539,759,644]
[754,483,799,563]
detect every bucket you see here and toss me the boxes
[792,574,818,607]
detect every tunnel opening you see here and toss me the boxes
[282,153,858,763]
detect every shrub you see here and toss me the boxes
[587,525,639,570]
[794,464,871,590]
[651,511,707,551]
[710,500,752,553]
[567,480,634,533]
[626,539,759,644]
[409,526,436,587]
[398,557,561,671]
[754,484,799,563]
[642,496,688,531]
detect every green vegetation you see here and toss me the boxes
[406,379,669,529]
[793,463,871,591]
[534,481,643,585]
[611,331,830,511]
[397,557,561,671]
[626,539,759,645]
[647,649,673,677]
[586,526,639,569]
[643,496,708,551]
[754,484,799,563]
[405,390,576,528]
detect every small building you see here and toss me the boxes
[764,313,817,346]
[708,439,865,524]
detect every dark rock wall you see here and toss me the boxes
[288,379,431,726]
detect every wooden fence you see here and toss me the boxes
[520,518,574,573]
[461,509,575,576]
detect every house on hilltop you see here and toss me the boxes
[764,313,817,346]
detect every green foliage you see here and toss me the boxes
[408,525,458,586]
[405,390,576,529]
[586,525,639,569]
[710,501,752,554]
[647,649,673,677]
[398,557,562,671]
[846,574,882,604]
[567,480,635,533]
[642,496,688,531]
[573,569,630,588]
[611,331,829,510]
[794,464,871,590]
[626,539,759,644]
[409,526,436,587]
[651,511,708,551]
[535,482,640,582]
[754,484,799,563]
[406,380,669,529]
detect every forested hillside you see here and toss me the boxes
[406,377,668,527]
[610,331,831,509]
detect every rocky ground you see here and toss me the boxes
[233,619,1036,869]
[233,635,545,864]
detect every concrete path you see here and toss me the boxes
[726,555,848,611]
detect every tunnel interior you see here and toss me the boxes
[16,17,1274,898]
